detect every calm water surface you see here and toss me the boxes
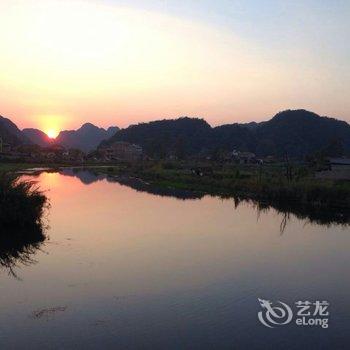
[0,170,349,349]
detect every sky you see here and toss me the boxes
[0,0,349,135]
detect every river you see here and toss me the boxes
[0,170,349,349]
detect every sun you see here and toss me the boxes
[46,129,59,139]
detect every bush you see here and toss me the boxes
[0,175,48,277]
[0,175,48,235]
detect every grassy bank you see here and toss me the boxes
[91,162,350,210]
[0,163,41,174]
[0,162,66,174]
[1,160,349,209]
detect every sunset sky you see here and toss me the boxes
[0,0,349,134]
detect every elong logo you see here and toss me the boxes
[258,299,293,328]
[258,299,330,329]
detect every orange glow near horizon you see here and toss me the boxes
[38,114,67,137]
[0,0,348,129]
[46,129,59,139]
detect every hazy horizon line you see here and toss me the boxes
[2,108,349,135]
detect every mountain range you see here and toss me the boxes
[22,123,119,152]
[22,128,52,148]
[1,110,349,158]
[0,115,31,145]
[1,116,119,152]
[54,123,119,152]
[101,110,350,158]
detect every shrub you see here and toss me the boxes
[0,175,48,236]
[0,175,48,277]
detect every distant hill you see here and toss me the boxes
[100,117,211,158]
[2,110,349,158]
[101,110,350,158]
[22,128,52,147]
[56,123,119,152]
[255,110,350,157]
[0,115,30,145]
[210,123,256,154]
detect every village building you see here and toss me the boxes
[316,157,350,180]
[0,137,11,154]
[102,141,143,161]
[232,150,257,164]
[62,149,86,162]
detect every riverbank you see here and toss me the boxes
[2,160,350,210]
[89,162,350,210]
[0,162,67,174]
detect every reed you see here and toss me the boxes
[0,174,48,234]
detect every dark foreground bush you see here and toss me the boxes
[0,175,47,230]
[0,225,46,278]
[0,175,48,277]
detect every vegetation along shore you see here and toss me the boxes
[0,172,48,253]
[88,161,350,211]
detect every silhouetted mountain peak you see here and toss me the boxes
[56,123,120,152]
[271,109,321,123]
[143,117,211,131]
[0,115,31,145]
[80,123,100,131]
[107,126,118,132]
[101,111,350,159]
[22,128,51,147]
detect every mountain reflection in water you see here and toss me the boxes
[2,169,349,349]
[4,168,346,278]
[57,168,350,230]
